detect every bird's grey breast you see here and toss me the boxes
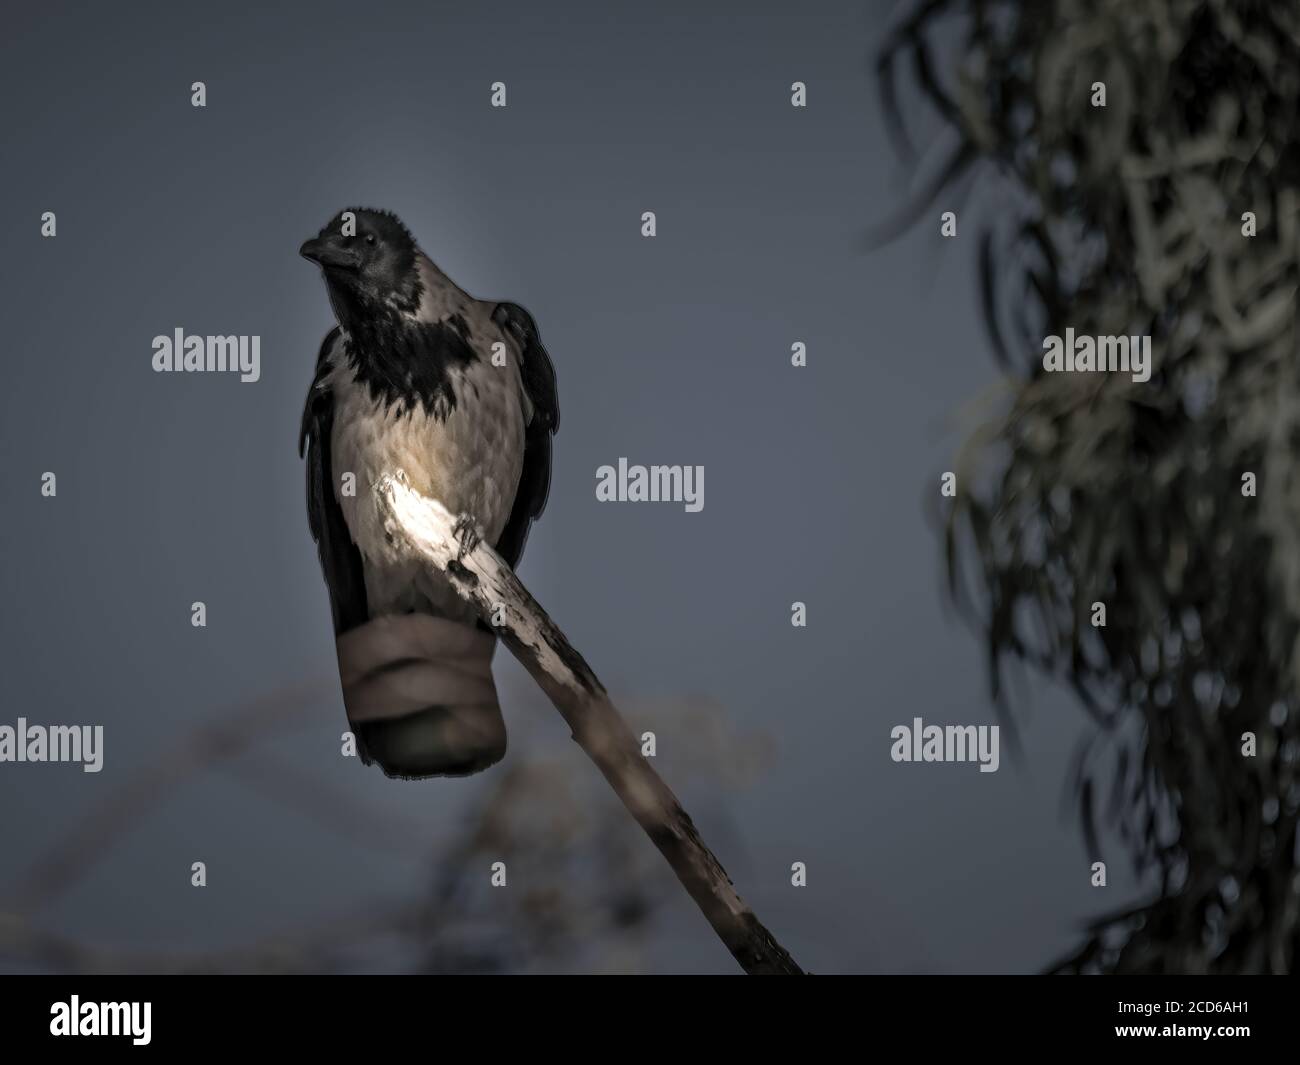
[325,325,526,614]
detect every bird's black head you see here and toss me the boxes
[300,208,421,327]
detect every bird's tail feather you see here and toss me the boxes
[336,613,506,779]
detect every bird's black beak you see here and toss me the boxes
[300,237,361,270]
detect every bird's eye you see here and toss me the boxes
[365,235,376,245]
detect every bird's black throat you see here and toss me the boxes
[337,299,478,421]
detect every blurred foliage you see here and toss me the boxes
[0,696,769,975]
[881,0,1300,972]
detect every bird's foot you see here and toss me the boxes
[452,513,482,560]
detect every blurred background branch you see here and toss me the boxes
[1,685,772,974]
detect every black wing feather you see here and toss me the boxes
[300,326,369,634]
[491,302,559,568]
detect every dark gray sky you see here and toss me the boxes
[0,0,1145,973]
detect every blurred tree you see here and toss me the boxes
[880,0,1300,972]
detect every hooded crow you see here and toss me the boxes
[298,207,558,779]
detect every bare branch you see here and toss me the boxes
[377,471,804,975]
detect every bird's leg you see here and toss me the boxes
[452,513,482,560]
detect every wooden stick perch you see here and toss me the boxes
[377,471,804,975]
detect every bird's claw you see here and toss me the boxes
[452,514,482,560]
